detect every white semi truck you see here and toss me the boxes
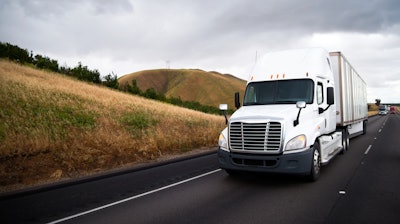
[218,48,367,181]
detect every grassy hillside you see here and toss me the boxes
[0,60,226,192]
[118,69,246,110]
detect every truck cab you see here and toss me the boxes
[218,48,351,181]
[379,105,388,115]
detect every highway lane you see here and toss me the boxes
[0,152,220,223]
[2,114,399,224]
[327,113,400,223]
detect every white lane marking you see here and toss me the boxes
[47,169,222,224]
[365,145,372,155]
[379,129,382,133]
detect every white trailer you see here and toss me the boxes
[218,48,368,181]
[330,52,368,140]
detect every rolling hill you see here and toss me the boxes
[118,69,247,109]
[0,60,225,192]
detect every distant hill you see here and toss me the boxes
[118,69,246,109]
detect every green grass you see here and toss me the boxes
[0,81,96,143]
[120,111,159,137]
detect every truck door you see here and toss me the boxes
[317,81,336,134]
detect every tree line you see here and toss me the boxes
[0,42,119,87]
[122,80,230,114]
[0,42,229,115]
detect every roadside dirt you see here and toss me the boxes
[0,147,217,195]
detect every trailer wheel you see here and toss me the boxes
[341,127,349,154]
[362,121,367,135]
[309,142,321,181]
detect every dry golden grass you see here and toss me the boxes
[367,103,378,116]
[0,60,226,192]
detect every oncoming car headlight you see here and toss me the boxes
[285,134,306,151]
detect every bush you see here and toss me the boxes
[103,73,119,89]
[123,79,223,115]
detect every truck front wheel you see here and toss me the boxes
[341,127,349,154]
[309,142,321,181]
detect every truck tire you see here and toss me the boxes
[362,120,367,135]
[341,127,349,154]
[309,142,321,181]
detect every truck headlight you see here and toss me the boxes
[218,128,229,152]
[285,135,306,151]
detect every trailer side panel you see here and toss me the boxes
[330,52,367,126]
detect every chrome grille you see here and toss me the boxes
[229,122,282,152]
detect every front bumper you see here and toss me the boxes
[218,147,313,175]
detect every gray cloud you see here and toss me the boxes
[0,0,400,102]
[209,0,400,35]
[9,0,134,18]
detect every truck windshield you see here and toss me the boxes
[243,79,314,105]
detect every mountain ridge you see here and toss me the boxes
[118,69,246,109]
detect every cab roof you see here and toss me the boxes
[248,48,332,83]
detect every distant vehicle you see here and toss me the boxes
[390,106,396,114]
[218,48,368,181]
[379,105,388,115]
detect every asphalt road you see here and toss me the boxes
[1,114,399,224]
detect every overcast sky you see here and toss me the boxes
[1,0,399,103]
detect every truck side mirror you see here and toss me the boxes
[296,101,306,109]
[235,92,241,109]
[219,104,228,111]
[294,101,306,127]
[327,87,334,105]
[219,104,228,124]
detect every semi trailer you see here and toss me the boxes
[218,48,367,181]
